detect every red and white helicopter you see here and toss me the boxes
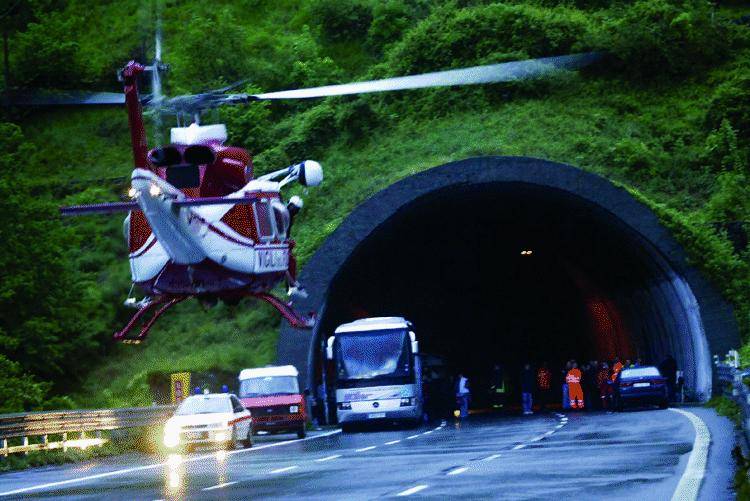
[14,31,600,342]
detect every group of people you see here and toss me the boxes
[453,356,678,418]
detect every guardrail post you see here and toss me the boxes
[96,430,102,440]
[2,439,7,457]
[62,432,67,452]
[42,435,48,449]
[22,436,28,455]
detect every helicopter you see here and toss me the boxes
[7,28,601,343]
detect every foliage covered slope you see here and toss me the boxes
[1,0,749,409]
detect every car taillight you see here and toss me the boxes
[620,381,633,388]
[338,402,351,410]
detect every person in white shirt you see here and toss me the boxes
[455,373,471,418]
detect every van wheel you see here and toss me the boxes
[297,426,306,439]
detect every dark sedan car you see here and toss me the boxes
[613,366,669,411]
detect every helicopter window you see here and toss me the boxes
[271,201,290,240]
[253,200,274,242]
[166,164,200,188]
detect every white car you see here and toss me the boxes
[163,393,253,451]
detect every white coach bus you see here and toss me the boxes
[326,317,423,429]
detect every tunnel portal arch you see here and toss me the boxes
[278,157,738,402]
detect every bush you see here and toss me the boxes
[382,3,593,75]
[311,0,373,43]
[599,0,732,78]
[706,69,750,146]
[0,355,47,413]
[11,13,84,89]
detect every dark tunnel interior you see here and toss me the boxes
[316,182,703,409]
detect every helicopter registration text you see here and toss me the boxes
[256,247,289,272]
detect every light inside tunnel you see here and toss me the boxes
[315,182,711,404]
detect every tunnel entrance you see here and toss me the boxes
[277,157,738,409]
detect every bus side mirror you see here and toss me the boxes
[326,336,334,360]
[409,331,418,354]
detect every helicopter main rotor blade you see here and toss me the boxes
[251,52,601,100]
[3,91,128,106]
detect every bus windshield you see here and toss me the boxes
[239,376,299,397]
[334,329,411,382]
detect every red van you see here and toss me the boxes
[238,365,307,438]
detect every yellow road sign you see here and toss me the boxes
[170,372,191,404]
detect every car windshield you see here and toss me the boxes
[239,376,299,397]
[175,396,231,415]
[334,329,410,380]
[622,367,661,378]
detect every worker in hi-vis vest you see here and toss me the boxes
[566,362,584,409]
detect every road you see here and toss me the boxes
[0,407,735,500]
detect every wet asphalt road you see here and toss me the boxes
[0,406,735,500]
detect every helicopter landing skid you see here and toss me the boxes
[252,292,316,329]
[114,295,189,343]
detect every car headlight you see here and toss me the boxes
[163,426,180,448]
[289,405,299,413]
[338,402,351,410]
[214,432,227,442]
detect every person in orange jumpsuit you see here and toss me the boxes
[611,358,624,382]
[566,362,584,409]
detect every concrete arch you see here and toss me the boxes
[278,156,738,402]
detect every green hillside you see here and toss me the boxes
[1,0,749,409]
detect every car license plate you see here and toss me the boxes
[368,413,386,419]
[187,431,208,440]
[634,382,650,388]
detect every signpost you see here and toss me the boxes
[170,372,191,404]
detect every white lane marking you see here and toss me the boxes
[422,430,433,435]
[406,434,420,440]
[0,429,342,497]
[202,481,238,491]
[269,465,299,474]
[483,454,501,461]
[356,446,376,452]
[669,408,711,501]
[385,439,402,445]
[544,430,555,436]
[555,424,564,429]
[397,485,429,496]
[512,444,526,450]
[315,454,341,462]
[529,435,545,442]
[447,467,468,476]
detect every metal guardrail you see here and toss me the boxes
[714,350,750,446]
[0,405,175,456]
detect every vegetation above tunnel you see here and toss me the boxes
[1,0,749,409]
